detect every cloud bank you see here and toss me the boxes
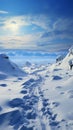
[0,15,72,52]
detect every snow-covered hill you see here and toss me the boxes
[0,54,27,78]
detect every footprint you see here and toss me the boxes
[47,109,52,116]
[18,77,23,80]
[22,78,35,86]
[20,125,33,130]
[49,114,57,121]
[20,90,27,94]
[8,89,11,91]
[52,102,60,107]
[39,91,43,97]
[8,98,24,108]
[67,90,73,99]
[60,92,65,95]
[41,107,45,113]
[56,86,62,89]
[52,76,62,80]
[49,121,59,126]
[0,110,23,127]
[26,112,37,119]
[43,101,49,107]
[45,75,49,77]
[22,104,32,111]
[23,95,30,100]
[53,69,62,71]
[0,84,7,87]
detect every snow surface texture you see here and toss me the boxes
[0,50,73,130]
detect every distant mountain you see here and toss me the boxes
[0,54,27,79]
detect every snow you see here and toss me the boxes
[69,45,73,55]
[56,54,65,63]
[0,50,73,130]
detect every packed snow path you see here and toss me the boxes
[0,49,73,130]
[0,67,73,130]
[0,73,61,130]
[0,74,50,130]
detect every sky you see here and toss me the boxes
[0,0,73,52]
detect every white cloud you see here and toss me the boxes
[0,14,73,35]
[0,32,72,52]
[0,10,8,14]
[2,16,31,34]
[53,18,73,32]
[0,15,73,52]
[0,33,41,49]
[0,15,53,35]
[31,15,52,31]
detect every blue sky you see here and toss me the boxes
[0,0,73,52]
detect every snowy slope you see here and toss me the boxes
[50,48,73,71]
[59,53,73,69]
[0,49,73,130]
[0,54,27,78]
